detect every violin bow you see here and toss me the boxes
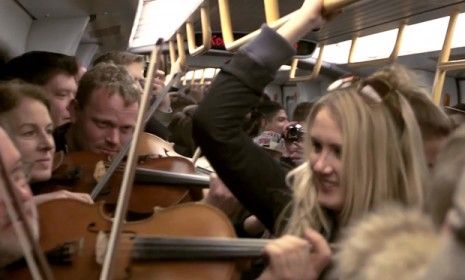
[191,147,202,164]
[99,39,164,280]
[0,159,54,279]
[89,60,183,200]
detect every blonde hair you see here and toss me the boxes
[371,64,451,140]
[280,65,427,237]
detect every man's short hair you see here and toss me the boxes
[76,62,140,109]
[256,100,284,121]
[92,51,144,67]
[0,51,78,85]
[292,102,314,123]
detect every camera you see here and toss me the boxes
[283,123,304,142]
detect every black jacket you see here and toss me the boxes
[193,26,296,233]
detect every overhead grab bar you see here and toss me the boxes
[262,0,324,82]
[188,69,198,88]
[347,21,406,68]
[264,0,280,23]
[165,32,187,85]
[432,11,461,105]
[289,44,325,82]
[186,2,212,56]
[199,68,206,87]
[167,32,187,75]
[218,0,361,52]
[322,0,359,14]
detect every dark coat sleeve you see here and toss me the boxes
[192,26,296,233]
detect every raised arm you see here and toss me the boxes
[193,0,324,233]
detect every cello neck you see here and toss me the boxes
[131,236,268,261]
[135,167,210,187]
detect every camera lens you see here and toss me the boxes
[284,124,304,142]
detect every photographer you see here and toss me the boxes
[282,122,306,167]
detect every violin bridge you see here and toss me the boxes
[95,231,109,265]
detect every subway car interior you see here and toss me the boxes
[1,0,464,109]
[1,0,465,279]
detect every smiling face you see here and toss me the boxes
[0,128,39,267]
[308,107,344,212]
[0,98,55,183]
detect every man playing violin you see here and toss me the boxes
[92,51,173,140]
[54,62,141,156]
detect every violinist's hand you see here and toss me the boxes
[258,229,331,280]
[34,190,94,205]
[202,173,242,220]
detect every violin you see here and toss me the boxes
[39,150,209,214]
[6,199,268,279]
[138,132,215,176]
[31,129,210,216]
[136,132,187,159]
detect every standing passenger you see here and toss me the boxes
[0,51,79,127]
[92,51,172,139]
[0,81,93,202]
[193,0,427,277]
[53,62,140,156]
[245,100,289,137]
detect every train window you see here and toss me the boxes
[452,13,465,48]
[313,40,352,64]
[129,0,203,51]
[181,67,220,88]
[400,13,465,56]
[308,12,465,66]
[350,29,399,63]
[399,17,449,56]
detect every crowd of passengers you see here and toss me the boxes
[1,0,465,278]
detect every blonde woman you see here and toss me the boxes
[193,0,427,278]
